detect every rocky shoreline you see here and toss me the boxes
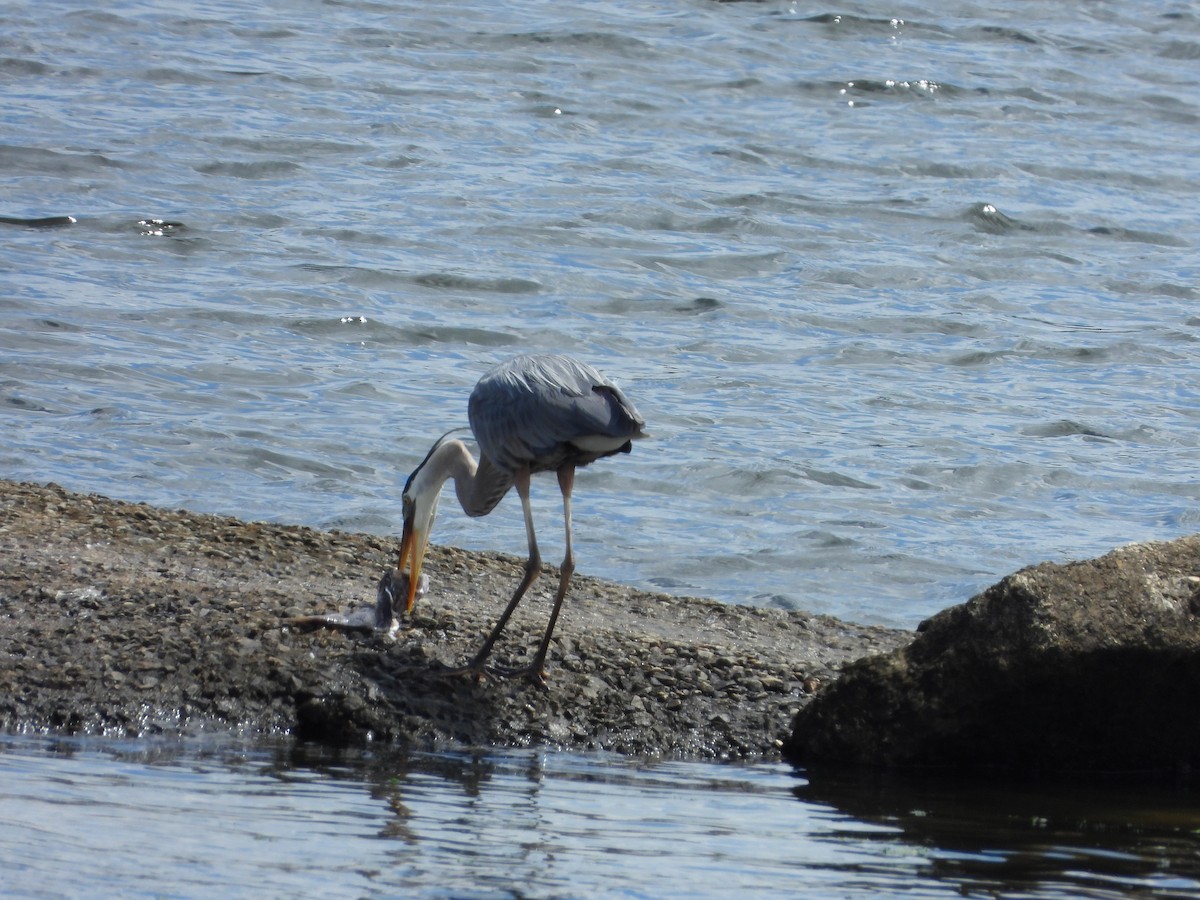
[0,480,908,759]
[786,533,1200,778]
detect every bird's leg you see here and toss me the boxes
[496,464,576,688]
[532,466,577,678]
[441,469,541,680]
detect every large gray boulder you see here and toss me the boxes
[785,536,1200,777]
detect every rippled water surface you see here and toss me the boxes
[3,0,1197,627]
[3,0,1199,894]
[3,735,1198,900]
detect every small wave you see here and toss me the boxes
[0,57,53,76]
[964,25,1040,45]
[280,317,515,350]
[802,468,880,491]
[137,218,185,236]
[487,29,655,60]
[142,66,216,85]
[33,318,84,333]
[82,406,130,421]
[947,349,1016,367]
[838,78,952,99]
[964,202,1031,234]
[0,145,122,176]
[798,13,948,39]
[673,297,721,315]
[1157,40,1200,61]
[237,446,350,479]
[0,215,76,229]
[5,396,53,413]
[404,325,521,348]
[194,160,302,179]
[1085,225,1188,248]
[1022,420,1112,440]
[632,250,786,278]
[411,272,542,294]
[810,77,958,108]
[963,203,1187,248]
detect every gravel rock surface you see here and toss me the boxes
[0,480,909,759]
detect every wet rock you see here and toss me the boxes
[785,537,1200,778]
[0,479,907,758]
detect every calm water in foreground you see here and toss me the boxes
[2,735,1198,899]
[2,0,1199,895]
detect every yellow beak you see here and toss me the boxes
[397,517,429,614]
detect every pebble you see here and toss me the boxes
[0,478,912,759]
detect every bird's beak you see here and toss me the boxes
[397,513,429,614]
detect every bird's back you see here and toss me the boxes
[469,354,645,474]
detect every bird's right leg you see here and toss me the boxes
[441,468,541,680]
[498,464,576,687]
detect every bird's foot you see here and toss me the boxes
[432,659,494,683]
[487,662,550,690]
[431,659,548,689]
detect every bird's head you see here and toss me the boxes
[396,434,452,613]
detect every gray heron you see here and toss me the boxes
[387,353,646,684]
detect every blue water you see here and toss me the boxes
[3,735,1198,900]
[2,0,1199,895]
[3,0,1198,629]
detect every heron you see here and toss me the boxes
[385,353,646,684]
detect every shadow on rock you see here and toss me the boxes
[785,536,1200,779]
[293,641,517,746]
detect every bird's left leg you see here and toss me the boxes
[442,468,541,680]
[497,464,576,687]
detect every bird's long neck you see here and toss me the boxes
[417,438,481,514]
[410,435,515,521]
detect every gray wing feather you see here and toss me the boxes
[469,355,645,474]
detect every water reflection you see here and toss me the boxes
[3,735,1199,898]
[795,767,1200,898]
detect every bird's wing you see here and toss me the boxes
[469,355,644,472]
